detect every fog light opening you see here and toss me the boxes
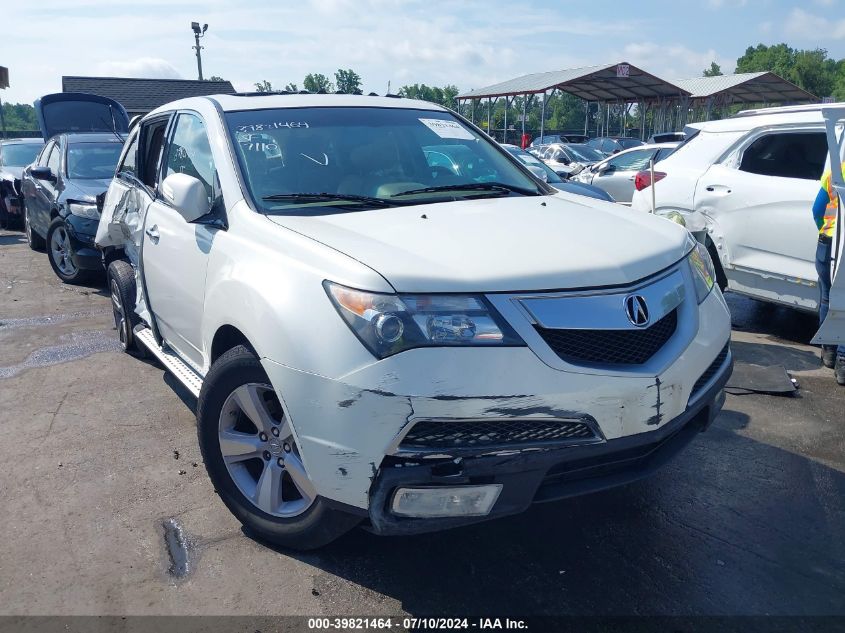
[390,484,503,518]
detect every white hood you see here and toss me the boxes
[266,195,691,293]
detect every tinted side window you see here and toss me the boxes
[164,113,217,201]
[47,141,62,176]
[118,131,139,179]
[739,132,827,180]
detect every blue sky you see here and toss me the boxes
[0,0,839,104]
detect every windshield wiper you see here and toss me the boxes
[391,182,538,198]
[261,192,397,208]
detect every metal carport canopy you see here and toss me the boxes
[672,71,817,103]
[457,62,691,102]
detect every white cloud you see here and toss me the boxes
[616,42,735,80]
[785,8,845,40]
[95,57,182,79]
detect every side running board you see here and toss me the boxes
[135,328,203,398]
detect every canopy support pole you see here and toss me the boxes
[503,96,509,144]
[584,99,589,135]
[487,98,491,136]
[519,93,528,138]
[540,90,547,142]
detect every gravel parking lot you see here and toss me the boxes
[1,226,843,617]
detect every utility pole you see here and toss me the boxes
[0,66,8,138]
[191,22,208,81]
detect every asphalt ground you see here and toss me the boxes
[0,226,843,620]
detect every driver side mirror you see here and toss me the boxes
[31,166,55,181]
[161,173,210,222]
[596,162,612,174]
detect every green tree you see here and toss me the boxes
[703,62,723,77]
[398,83,459,108]
[303,73,334,93]
[735,43,836,97]
[254,80,274,93]
[206,75,226,82]
[334,68,362,94]
[0,103,37,131]
[283,83,298,92]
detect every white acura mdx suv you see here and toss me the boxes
[96,93,731,549]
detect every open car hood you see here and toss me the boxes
[34,93,129,140]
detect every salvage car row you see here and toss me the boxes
[1,90,839,550]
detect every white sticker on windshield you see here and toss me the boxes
[419,118,475,140]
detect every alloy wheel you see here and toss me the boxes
[50,225,77,276]
[110,278,128,349]
[218,383,316,518]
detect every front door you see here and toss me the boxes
[695,129,826,310]
[141,111,220,369]
[30,140,63,236]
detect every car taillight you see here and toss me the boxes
[634,171,666,191]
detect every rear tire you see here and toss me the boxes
[107,259,147,357]
[24,203,45,251]
[46,217,93,284]
[706,239,728,292]
[197,345,361,550]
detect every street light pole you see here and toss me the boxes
[191,22,208,81]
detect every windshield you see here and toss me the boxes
[1,143,43,167]
[225,107,544,214]
[66,142,122,180]
[564,144,603,162]
[504,146,563,183]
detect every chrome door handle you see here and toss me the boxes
[145,225,160,243]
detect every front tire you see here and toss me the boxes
[197,345,361,550]
[107,259,147,357]
[706,239,728,292]
[47,217,93,284]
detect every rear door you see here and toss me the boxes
[814,108,845,345]
[141,111,220,369]
[592,148,657,204]
[695,128,825,310]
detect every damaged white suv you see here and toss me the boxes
[96,94,732,549]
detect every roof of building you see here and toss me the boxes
[672,72,817,102]
[457,62,691,102]
[61,76,237,113]
[457,65,818,105]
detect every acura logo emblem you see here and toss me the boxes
[624,295,650,327]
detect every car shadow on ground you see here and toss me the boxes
[729,339,821,372]
[726,293,819,345]
[249,410,845,616]
[0,233,26,246]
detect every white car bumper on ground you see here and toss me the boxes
[261,282,732,534]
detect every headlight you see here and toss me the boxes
[325,282,524,359]
[658,209,686,226]
[688,241,716,303]
[68,202,100,220]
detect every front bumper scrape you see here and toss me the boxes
[367,354,731,536]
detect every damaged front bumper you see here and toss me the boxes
[367,359,730,535]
